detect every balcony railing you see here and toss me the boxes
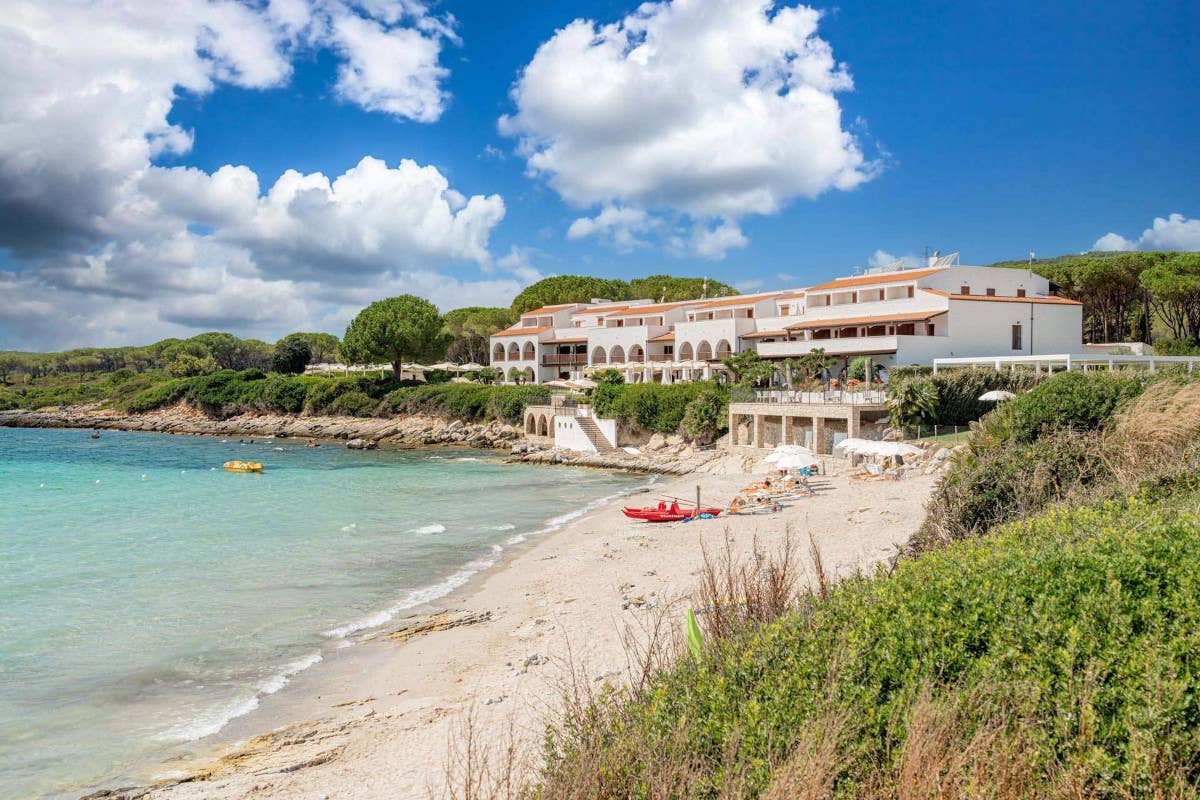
[733,387,889,406]
[648,354,674,362]
[542,354,588,366]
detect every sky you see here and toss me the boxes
[1,0,1197,351]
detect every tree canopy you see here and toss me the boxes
[510,274,738,313]
[441,306,518,339]
[341,295,444,374]
[510,276,629,313]
[271,334,312,375]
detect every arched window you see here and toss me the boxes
[522,341,536,359]
[697,341,713,361]
[678,342,694,360]
[715,339,732,359]
[493,343,506,362]
[629,345,644,363]
[591,346,607,364]
[507,366,521,383]
[523,367,535,383]
[610,345,625,364]
[507,342,520,360]
[525,413,537,434]
[537,415,548,437]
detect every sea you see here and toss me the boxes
[0,427,647,798]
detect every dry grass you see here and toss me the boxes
[693,527,807,643]
[1105,380,1200,488]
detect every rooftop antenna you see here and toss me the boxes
[1028,251,1035,279]
[701,277,708,299]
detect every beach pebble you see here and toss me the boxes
[523,653,548,667]
[484,695,506,705]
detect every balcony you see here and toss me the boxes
[648,354,674,362]
[542,353,588,366]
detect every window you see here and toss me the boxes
[960,285,971,295]
[1012,324,1023,350]
[986,288,996,296]
[907,286,914,298]
[1016,288,1026,298]
[926,323,936,335]
[664,345,674,355]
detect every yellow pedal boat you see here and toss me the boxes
[223,460,264,473]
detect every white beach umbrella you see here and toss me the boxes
[763,444,815,463]
[854,440,924,458]
[571,377,598,390]
[402,363,427,371]
[979,389,1017,402]
[426,361,459,371]
[834,437,872,454]
[770,452,820,471]
[545,379,573,389]
[459,362,485,371]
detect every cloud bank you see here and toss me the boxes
[0,0,522,350]
[1092,213,1200,253]
[501,0,877,259]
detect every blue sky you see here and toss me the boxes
[1,0,1197,349]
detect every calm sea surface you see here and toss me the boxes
[0,427,645,798]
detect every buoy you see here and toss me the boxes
[141,474,147,480]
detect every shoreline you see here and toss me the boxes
[80,461,937,800]
[0,405,524,451]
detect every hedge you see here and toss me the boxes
[593,381,727,435]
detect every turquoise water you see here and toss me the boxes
[0,428,644,798]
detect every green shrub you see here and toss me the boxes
[592,382,726,434]
[886,368,1044,426]
[681,389,727,444]
[122,379,189,412]
[486,385,551,424]
[1153,338,1200,356]
[183,369,268,413]
[255,375,311,414]
[1004,370,1145,442]
[536,495,1200,798]
[916,427,1110,550]
[327,389,376,417]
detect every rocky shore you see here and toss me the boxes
[0,403,523,450]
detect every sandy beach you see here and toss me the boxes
[114,463,937,800]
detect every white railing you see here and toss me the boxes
[746,388,888,405]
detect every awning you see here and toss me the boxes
[786,310,942,331]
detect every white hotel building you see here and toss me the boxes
[490,258,1084,384]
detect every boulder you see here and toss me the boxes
[665,434,684,447]
[345,438,376,450]
[646,433,666,451]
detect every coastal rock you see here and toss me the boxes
[646,434,666,451]
[345,438,370,450]
[385,610,492,643]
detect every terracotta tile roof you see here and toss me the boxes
[776,291,806,300]
[692,291,781,310]
[648,332,675,342]
[742,329,790,339]
[492,325,552,337]
[570,303,631,316]
[546,335,588,343]
[786,310,944,330]
[521,303,580,316]
[606,300,695,317]
[923,289,1082,306]
[806,267,945,292]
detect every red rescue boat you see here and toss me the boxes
[622,501,723,522]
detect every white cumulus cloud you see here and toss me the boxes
[1092,213,1200,252]
[0,0,527,351]
[868,249,923,269]
[501,0,877,253]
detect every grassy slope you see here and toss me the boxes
[531,374,1200,799]
[535,495,1200,799]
